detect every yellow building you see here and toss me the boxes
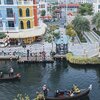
[18,0,35,44]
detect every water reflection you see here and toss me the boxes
[0,60,99,100]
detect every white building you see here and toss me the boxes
[38,0,48,16]
[67,0,94,3]
[93,0,100,13]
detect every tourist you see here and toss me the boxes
[72,84,80,93]
[55,90,59,97]
[42,84,49,96]
[9,67,14,77]
[34,92,45,100]
[0,72,3,78]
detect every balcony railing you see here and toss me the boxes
[7,14,14,18]
[0,27,18,32]
[4,0,14,5]
[17,1,33,5]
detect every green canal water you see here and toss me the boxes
[0,60,100,100]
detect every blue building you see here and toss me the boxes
[0,0,19,32]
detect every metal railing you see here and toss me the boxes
[17,1,33,5]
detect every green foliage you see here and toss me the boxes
[79,3,93,15]
[66,24,77,37]
[0,32,7,39]
[14,94,30,100]
[72,15,90,34]
[41,10,46,16]
[66,53,100,64]
[92,12,100,31]
[44,25,60,51]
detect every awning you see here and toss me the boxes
[6,23,47,39]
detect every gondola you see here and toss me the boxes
[0,73,21,81]
[46,85,92,100]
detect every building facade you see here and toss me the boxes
[0,0,19,32]
[93,0,100,13]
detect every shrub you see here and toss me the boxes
[66,53,100,64]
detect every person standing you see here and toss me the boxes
[9,67,14,77]
[42,84,49,97]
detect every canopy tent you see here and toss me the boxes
[6,23,47,39]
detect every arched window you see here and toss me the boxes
[19,8,22,17]
[27,20,31,29]
[26,8,30,17]
[20,21,24,29]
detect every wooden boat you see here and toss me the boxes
[46,85,92,100]
[0,73,21,81]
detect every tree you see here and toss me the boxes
[72,15,90,36]
[79,3,93,15]
[66,24,77,44]
[0,32,7,39]
[41,10,46,16]
[44,25,60,52]
[92,12,100,31]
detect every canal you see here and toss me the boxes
[0,60,100,100]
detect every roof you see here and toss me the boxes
[54,9,61,13]
[59,4,80,8]
[40,15,52,19]
[6,23,47,39]
[55,34,69,44]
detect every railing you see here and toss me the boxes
[17,1,33,5]
[6,27,17,30]
[0,27,18,32]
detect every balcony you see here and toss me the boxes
[4,0,14,5]
[17,1,33,6]
[0,27,18,32]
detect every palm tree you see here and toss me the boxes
[92,12,100,31]
[72,15,90,36]
[44,25,60,52]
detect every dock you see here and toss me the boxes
[17,56,54,64]
[53,54,66,59]
[0,55,18,60]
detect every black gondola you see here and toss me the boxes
[46,85,92,100]
[0,73,21,81]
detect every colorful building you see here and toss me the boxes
[0,0,19,32]
[18,0,34,30]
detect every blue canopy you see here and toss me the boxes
[55,34,69,44]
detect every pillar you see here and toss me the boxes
[33,0,38,26]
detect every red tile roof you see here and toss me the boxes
[59,4,80,7]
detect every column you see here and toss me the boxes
[33,0,38,26]
[3,22,6,31]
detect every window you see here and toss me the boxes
[5,0,13,4]
[7,8,13,17]
[0,0,1,4]
[27,20,31,28]
[19,8,23,17]
[98,5,100,9]
[8,21,14,27]
[0,21,2,27]
[40,4,45,8]
[26,8,30,17]
[20,21,24,29]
